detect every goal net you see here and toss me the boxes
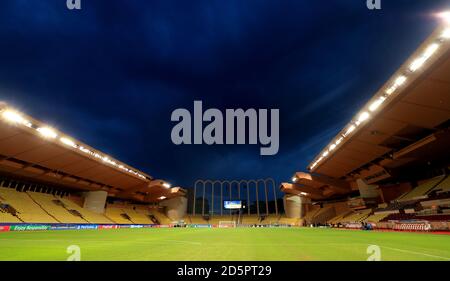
[218,221,236,228]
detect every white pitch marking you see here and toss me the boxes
[381,246,450,261]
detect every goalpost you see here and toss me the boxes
[218,221,236,228]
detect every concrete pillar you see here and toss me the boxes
[83,191,108,214]
[356,178,379,198]
[283,194,310,218]
[160,197,188,221]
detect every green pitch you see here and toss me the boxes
[1,227,450,261]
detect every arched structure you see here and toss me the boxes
[192,178,278,216]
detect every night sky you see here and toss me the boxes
[0,1,448,190]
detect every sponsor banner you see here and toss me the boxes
[0,225,11,232]
[76,225,98,230]
[143,224,157,228]
[158,224,174,228]
[98,225,119,229]
[10,225,50,231]
[49,225,79,230]
[189,224,211,228]
[129,225,143,228]
[2,223,165,231]
[393,222,431,231]
[345,223,362,229]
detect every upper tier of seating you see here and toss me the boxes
[339,209,371,223]
[364,213,390,223]
[397,176,445,201]
[431,176,450,194]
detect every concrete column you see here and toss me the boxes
[160,197,188,221]
[83,191,108,214]
[283,194,310,219]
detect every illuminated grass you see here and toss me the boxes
[0,227,449,261]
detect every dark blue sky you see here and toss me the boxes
[0,0,448,189]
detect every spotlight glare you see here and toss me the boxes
[409,57,426,72]
[162,183,171,188]
[423,43,439,58]
[438,11,450,25]
[358,112,370,123]
[442,28,450,39]
[386,86,396,95]
[158,196,167,200]
[60,137,76,148]
[2,110,24,123]
[394,75,407,87]
[37,127,57,139]
[369,97,386,112]
[345,125,356,136]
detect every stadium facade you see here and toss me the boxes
[280,16,450,231]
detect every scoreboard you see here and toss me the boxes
[224,201,243,209]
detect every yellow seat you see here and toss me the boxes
[0,188,58,223]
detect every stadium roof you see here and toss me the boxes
[308,19,450,179]
[0,103,185,203]
[284,14,450,200]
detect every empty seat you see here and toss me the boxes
[59,198,113,224]
[27,192,87,224]
[0,209,22,223]
[0,188,58,223]
[105,207,134,224]
[398,176,445,201]
[431,176,450,194]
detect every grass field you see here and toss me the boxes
[1,227,450,261]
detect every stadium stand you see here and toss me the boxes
[149,209,172,224]
[310,205,335,224]
[0,187,58,223]
[105,206,134,224]
[431,175,450,194]
[121,207,153,224]
[364,213,390,223]
[0,207,21,223]
[188,215,208,224]
[27,191,87,224]
[340,209,371,223]
[182,216,191,224]
[241,215,260,225]
[260,215,276,225]
[60,198,113,224]
[302,207,321,224]
[327,210,353,224]
[278,216,300,225]
[397,176,445,201]
[208,216,233,225]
